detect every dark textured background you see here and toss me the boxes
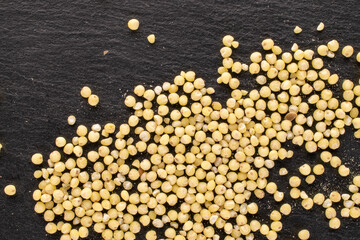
[0,0,360,239]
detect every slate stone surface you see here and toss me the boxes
[0,0,359,239]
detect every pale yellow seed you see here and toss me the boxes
[327,40,339,52]
[220,47,232,58]
[294,26,302,34]
[317,45,329,56]
[250,52,262,63]
[313,164,325,175]
[291,43,299,52]
[262,38,274,50]
[145,230,157,240]
[134,85,145,96]
[305,175,315,185]
[338,165,350,177]
[279,168,288,176]
[232,41,239,48]
[222,35,234,47]
[317,22,324,31]
[342,45,354,58]
[302,198,314,210]
[313,193,325,205]
[289,176,301,187]
[299,164,311,176]
[298,229,310,240]
[353,176,360,187]
[67,115,76,125]
[80,86,92,98]
[272,46,282,55]
[147,34,155,44]
[328,74,339,85]
[280,203,292,215]
[4,185,16,196]
[45,222,57,234]
[88,95,99,106]
[55,137,66,148]
[329,217,341,229]
[128,19,140,31]
[32,153,43,165]
[325,207,337,219]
